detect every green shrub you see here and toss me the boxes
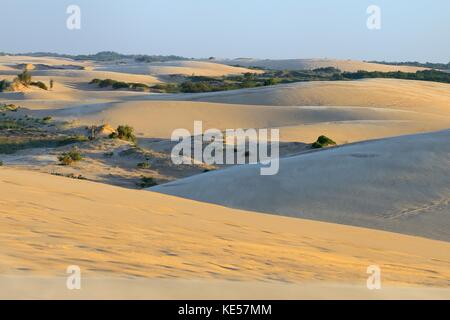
[311,135,337,149]
[17,69,32,86]
[129,83,150,91]
[0,104,18,112]
[110,125,136,143]
[112,81,130,90]
[0,80,13,92]
[151,83,180,93]
[58,149,83,165]
[98,79,116,88]
[139,176,158,188]
[137,162,150,169]
[31,81,48,90]
[43,116,52,122]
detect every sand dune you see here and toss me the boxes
[1,167,450,299]
[0,55,90,68]
[66,100,450,144]
[14,78,448,145]
[179,79,450,112]
[221,58,427,73]
[96,60,264,77]
[61,79,450,144]
[0,69,161,86]
[152,130,450,242]
[2,61,449,145]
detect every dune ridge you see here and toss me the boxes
[152,129,450,242]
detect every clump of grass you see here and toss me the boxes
[0,104,19,112]
[58,149,83,166]
[90,78,150,91]
[139,176,158,188]
[42,116,52,122]
[30,81,48,90]
[51,172,86,180]
[0,120,22,130]
[109,125,136,143]
[0,80,13,92]
[311,135,336,149]
[17,69,32,86]
[0,160,3,166]
[137,162,150,169]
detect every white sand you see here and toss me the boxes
[152,129,450,241]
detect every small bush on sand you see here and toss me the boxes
[311,135,337,149]
[31,81,48,90]
[17,70,32,86]
[0,103,18,112]
[137,162,150,169]
[112,81,130,90]
[110,125,136,143]
[58,149,83,166]
[0,80,13,92]
[43,116,52,122]
[139,176,158,188]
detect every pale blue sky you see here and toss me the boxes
[2,0,449,62]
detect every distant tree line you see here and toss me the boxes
[0,51,189,63]
[89,67,450,95]
[341,70,450,84]
[368,60,450,70]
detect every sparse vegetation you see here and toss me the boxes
[58,149,83,165]
[137,162,150,169]
[151,83,179,93]
[17,69,32,86]
[150,67,450,94]
[51,172,86,180]
[368,60,450,70]
[0,135,88,154]
[139,176,158,188]
[90,78,150,91]
[0,80,13,92]
[42,116,52,122]
[30,81,48,90]
[0,104,19,112]
[110,125,136,143]
[0,51,189,63]
[341,69,450,84]
[311,135,337,149]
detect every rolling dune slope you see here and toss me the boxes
[96,60,264,77]
[1,167,450,299]
[68,100,450,144]
[221,58,427,73]
[152,130,450,242]
[181,79,450,112]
